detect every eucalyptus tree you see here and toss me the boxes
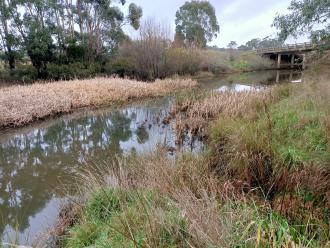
[0,0,21,69]
[0,0,142,77]
[273,0,330,42]
[258,36,284,48]
[73,0,142,61]
[227,41,237,49]
[175,0,219,48]
[245,37,284,50]
[246,38,261,50]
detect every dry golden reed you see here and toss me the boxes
[173,89,270,140]
[0,77,197,128]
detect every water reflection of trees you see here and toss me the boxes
[0,110,135,237]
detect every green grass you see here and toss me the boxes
[210,82,329,169]
[270,98,329,165]
[64,189,190,248]
[207,80,329,244]
[64,188,326,247]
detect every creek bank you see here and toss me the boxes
[55,64,330,247]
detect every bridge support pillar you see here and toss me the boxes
[277,54,281,69]
[289,71,293,82]
[302,54,306,70]
[276,70,280,83]
[291,55,295,68]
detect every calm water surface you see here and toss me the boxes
[0,70,302,245]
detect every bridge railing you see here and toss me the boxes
[257,42,317,54]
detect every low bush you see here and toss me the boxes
[234,52,273,71]
[164,48,201,76]
[199,49,232,73]
[104,57,136,78]
[0,65,38,84]
[47,62,102,80]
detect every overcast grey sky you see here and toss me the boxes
[123,0,308,47]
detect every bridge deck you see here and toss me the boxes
[257,42,318,54]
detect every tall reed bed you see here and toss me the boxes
[0,77,197,128]
[171,87,279,141]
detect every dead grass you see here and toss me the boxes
[0,77,197,128]
[57,148,326,247]
[64,151,245,247]
[172,89,275,142]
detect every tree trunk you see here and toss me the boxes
[6,47,15,69]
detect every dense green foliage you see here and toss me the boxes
[273,0,330,42]
[175,1,219,48]
[0,0,142,79]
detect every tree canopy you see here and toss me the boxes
[175,0,219,48]
[227,41,237,49]
[0,0,142,74]
[273,0,330,42]
[245,37,284,50]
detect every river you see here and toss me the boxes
[0,70,302,246]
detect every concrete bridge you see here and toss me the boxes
[257,42,319,69]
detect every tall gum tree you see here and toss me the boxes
[175,0,219,48]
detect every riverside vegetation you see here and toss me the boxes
[1,0,329,246]
[0,77,196,128]
[0,0,274,84]
[55,55,330,247]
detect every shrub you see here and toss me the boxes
[117,19,171,81]
[47,62,102,80]
[199,49,232,73]
[104,57,136,77]
[0,65,38,84]
[234,52,273,70]
[164,48,201,75]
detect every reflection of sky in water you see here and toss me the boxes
[0,98,202,245]
[291,79,302,83]
[217,84,264,92]
[3,197,61,246]
[215,70,302,92]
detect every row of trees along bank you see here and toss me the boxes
[0,0,272,82]
[0,0,143,81]
[0,0,329,83]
